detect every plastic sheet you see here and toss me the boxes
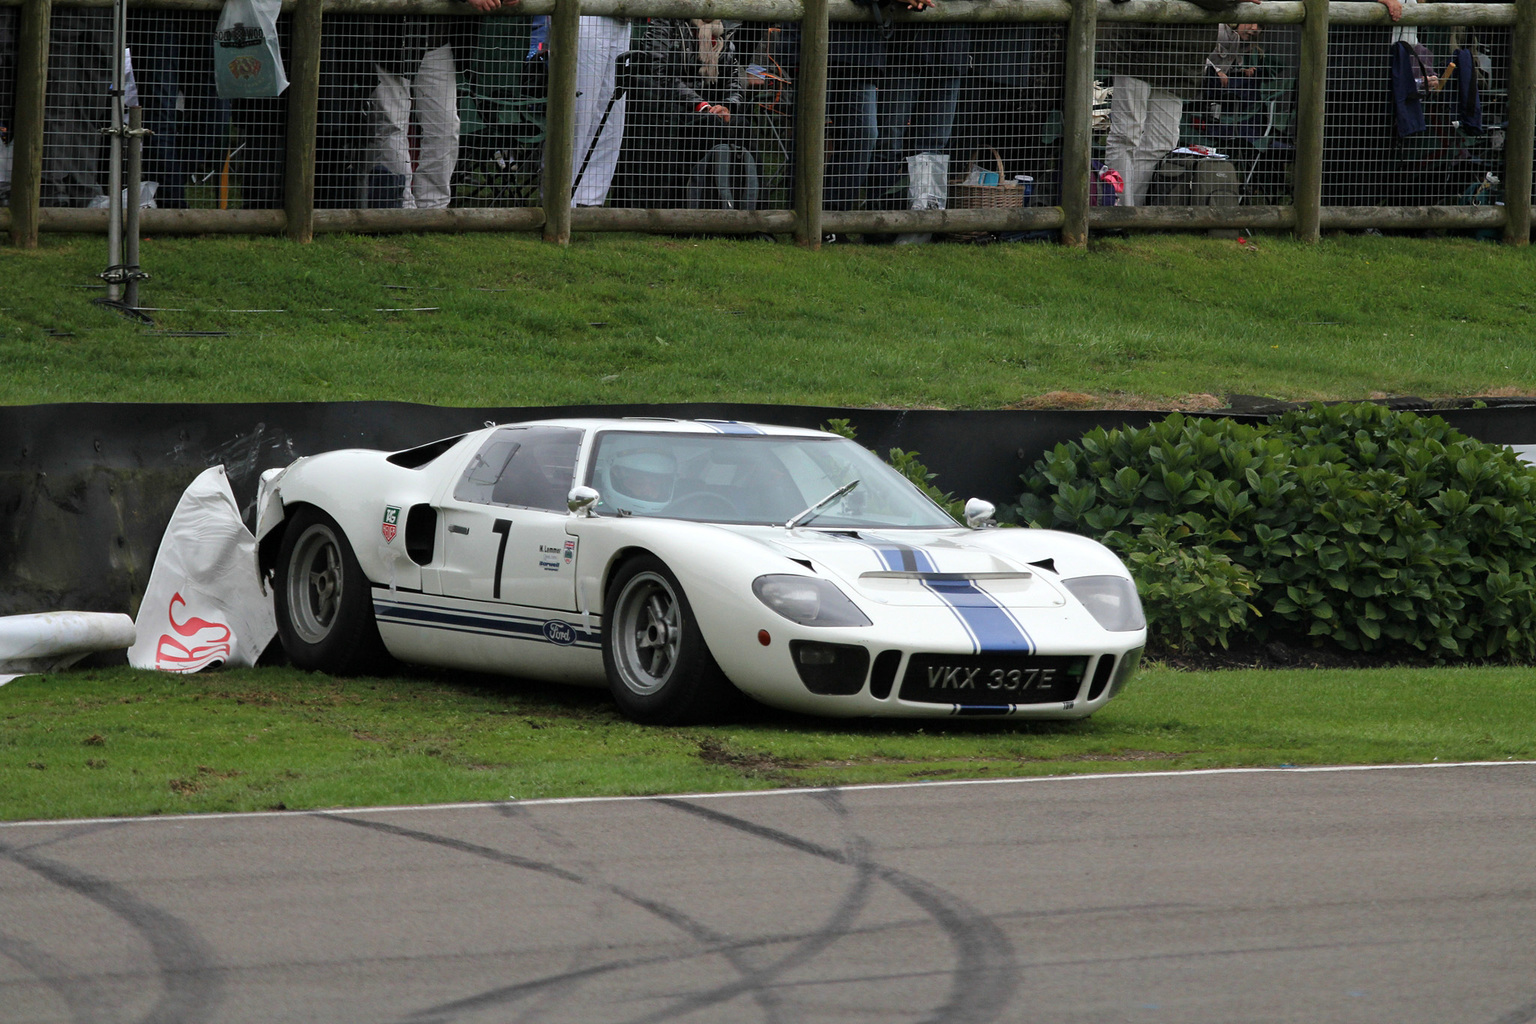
[127,465,277,673]
[0,611,137,685]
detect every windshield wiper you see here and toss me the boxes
[786,480,859,530]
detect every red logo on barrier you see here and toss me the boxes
[228,55,263,80]
[154,592,232,672]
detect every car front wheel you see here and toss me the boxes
[274,507,388,673]
[602,555,736,724]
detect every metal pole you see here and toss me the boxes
[102,0,129,302]
[124,105,145,309]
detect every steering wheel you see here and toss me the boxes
[664,491,740,519]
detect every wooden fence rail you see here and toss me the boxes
[3,0,1533,246]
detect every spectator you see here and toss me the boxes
[643,18,744,207]
[1205,23,1264,121]
[572,15,631,207]
[1098,0,1260,207]
[1320,0,1407,206]
[129,11,224,209]
[2,5,19,201]
[369,0,511,210]
[822,2,888,224]
[40,9,112,207]
[869,4,968,217]
[955,23,1057,201]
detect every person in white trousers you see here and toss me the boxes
[571,16,631,207]
[371,0,507,210]
[1099,0,1259,207]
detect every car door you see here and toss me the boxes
[432,426,584,613]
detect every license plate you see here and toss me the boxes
[899,654,1088,705]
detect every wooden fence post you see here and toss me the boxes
[8,0,51,248]
[1293,0,1329,243]
[1058,0,1095,247]
[283,0,323,243]
[1504,0,1536,244]
[542,0,579,243]
[795,0,829,246]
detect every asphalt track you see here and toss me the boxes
[2,762,1534,1024]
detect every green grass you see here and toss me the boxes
[2,663,1531,822]
[3,232,1534,408]
[4,230,1535,822]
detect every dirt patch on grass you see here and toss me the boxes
[1009,391,1228,412]
[168,765,242,795]
[697,737,806,782]
[1006,391,1535,413]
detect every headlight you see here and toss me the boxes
[1062,575,1147,632]
[752,575,872,627]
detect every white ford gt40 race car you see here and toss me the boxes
[254,418,1146,724]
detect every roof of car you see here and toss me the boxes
[492,418,833,439]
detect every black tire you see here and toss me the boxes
[602,555,738,724]
[273,506,389,674]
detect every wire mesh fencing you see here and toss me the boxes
[1323,20,1510,209]
[1,0,1531,236]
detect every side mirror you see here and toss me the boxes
[964,498,996,529]
[568,485,600,517]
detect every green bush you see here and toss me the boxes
[1015,403,1536,662]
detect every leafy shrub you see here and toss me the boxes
[1016,403,1536,662]
[1115,515,1260,653]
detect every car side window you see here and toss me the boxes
[453,427,583,511]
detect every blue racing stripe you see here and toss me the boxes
[374,598,601,649]
[859,536,1035,655]
[698,420,765,435]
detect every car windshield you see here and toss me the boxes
[586,430,957,528]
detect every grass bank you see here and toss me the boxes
[2,664,1531,822]
[3,232,1533,408]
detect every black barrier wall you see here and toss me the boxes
[3,401,1534,618]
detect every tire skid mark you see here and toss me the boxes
[323,811,802,1023]
[0,840,225,1024]
[490,802,633,1024]
[660,797,1019,1024]
[1488,997,1536,1024]
[398,928,865,1023]
[0,928,119,1024]
[615,838,877,1024]
[11,821,130,858]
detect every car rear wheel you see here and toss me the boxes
[602,555,737,724]
[274,507,388,674]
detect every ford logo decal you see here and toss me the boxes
[543,620,576,646]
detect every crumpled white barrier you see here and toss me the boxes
[127,465,277,673]
[0,612,138,685]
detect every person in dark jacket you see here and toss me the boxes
[1098,0,1260,206]
[823,0,931,222]
[868,8,969,213]
[644,18,745,207]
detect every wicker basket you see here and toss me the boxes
[949,149,1026,210]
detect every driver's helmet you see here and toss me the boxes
[607,448,677,514]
